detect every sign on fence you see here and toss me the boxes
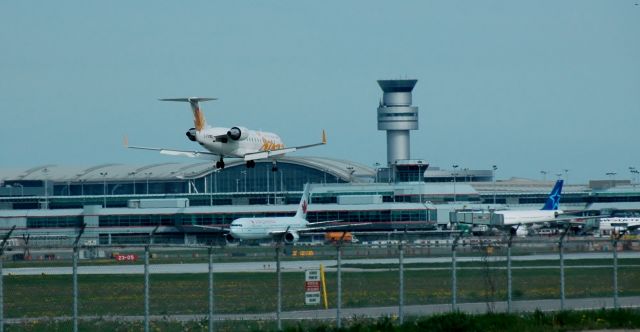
[305,269,322,305]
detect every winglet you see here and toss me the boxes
[123,135,129,148]
[322,129,327,144]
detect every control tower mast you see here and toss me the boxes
[377,79,419,166]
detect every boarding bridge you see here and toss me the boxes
[449,210,505,226]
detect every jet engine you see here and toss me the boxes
[227,126,249,141]
[185,128,197,142]
[283,231,300,244]
[225,233,236,243]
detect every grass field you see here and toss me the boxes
[3,263,640,318]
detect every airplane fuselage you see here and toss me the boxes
[196,127,285,158]
[229,217,308,240]
[496,210,563,226]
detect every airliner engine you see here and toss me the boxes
[283,231,300,244]
[185,128,197,142]
[227,126,249,141]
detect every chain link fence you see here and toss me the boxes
[0,234,639,331]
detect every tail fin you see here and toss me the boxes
[160,97,217,131]
[294,183,311,220]
[541,180,563,210]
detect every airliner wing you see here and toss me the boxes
[128,145,220,161]
[243,130,327,161]
[300,222,371,232]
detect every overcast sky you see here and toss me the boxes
[1,1,639,183]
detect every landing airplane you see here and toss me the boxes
[224,184,368,244]
[127,97,326,170]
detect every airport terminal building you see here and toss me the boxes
[2,79,640,245]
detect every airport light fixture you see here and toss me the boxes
[452,165,459,203]
[492,165,498,205]
[99,172,108,207]
[606,172,617,188]
[128,172,137,195]
[540,170,548,182]
[14,183,23,196]
[240,170,247,192]
[42,168,49,209]
[144,172,152,194]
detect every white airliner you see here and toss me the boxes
[225,184,367,244]
[494,180,564,228]
[127,97,326,170]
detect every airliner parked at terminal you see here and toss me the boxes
[127,97,326,170]
[225,184,367,244]
[495,180,565,226]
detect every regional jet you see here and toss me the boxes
[127,97,326,170]
[224,184,367,244]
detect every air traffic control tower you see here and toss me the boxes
[377,79,419,165]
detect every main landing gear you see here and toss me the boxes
[245,160,256,168]
[215,158,225,169]
[271,160,278,172]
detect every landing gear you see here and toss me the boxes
[246,160,256,168]
[215,158,225,169]
[271,160,278,172]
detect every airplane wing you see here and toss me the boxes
[127,145,221,160]
[243,130,327,161]
[188,225,229,232]
[124,136,225,161]
[299,222,371,232]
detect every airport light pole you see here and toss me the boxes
[492,165,498,205]
[374,162,380,183]
[241,170,247,192]
[606,172,617,188]
[452,165,459,203]
[99,172,108,208]
[540,170,547,182]
[144,172,152,195]
[563,169,569,185]
[128,172,137,195]
[42,168,49,209]
[14,183,23,197]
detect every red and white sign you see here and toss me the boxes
[305,281,321,292]
[114,254,138,262]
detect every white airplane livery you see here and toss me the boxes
[495,180,564,226]
[225,184,366,244]
[127,97,326,170]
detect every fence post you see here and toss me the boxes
[612,230,627,309]
[451,230,465,311]
[0,226,16,332]
[144,225,159,332]
[398,229,407,324]
[559,225,569,310]
[276,242,282,331]
[144,244,150,332]
[613,237,619,309]
[72,223,86,332]
[336,239,343,329]
[507,224,520,313]
[208,246,215,332]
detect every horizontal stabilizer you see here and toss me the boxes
[159,97,217,103]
